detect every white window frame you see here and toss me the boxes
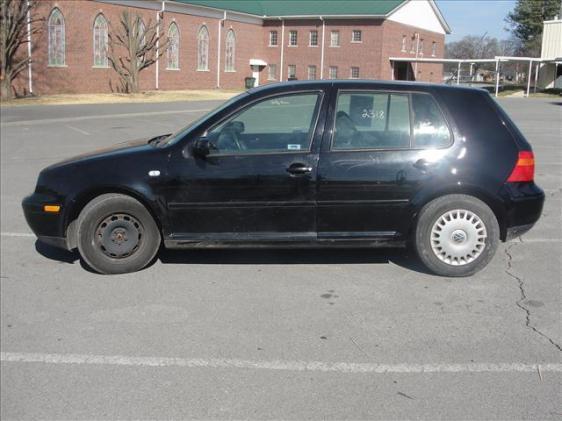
[309,30,318,47]
[166,22,180,70]
[431,41,437,57]
[350,67,360,79]
[329,66,338,79]
[289,30,297,47]
[419,39,424,56]
[330,30,340,47]
[269,30,278,47]
[48,8,65,67]
[197,25,210,71]
[93,13,108,68]
[307,65,317,80]
[224,29,236,72]
[351,30,362,43]
[288,64,296,79]
[401,35,407,52]
[268,64,277,80]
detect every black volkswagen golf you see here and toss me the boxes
[23,81,544,276]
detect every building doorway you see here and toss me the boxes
[394,62,415,81]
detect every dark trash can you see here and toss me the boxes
[244,77,256,89]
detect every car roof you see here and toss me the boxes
[247,79,487,95]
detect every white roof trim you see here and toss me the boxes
[249,59,267,66]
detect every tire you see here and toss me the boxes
[414,194,500,277]
[76,193,161,274]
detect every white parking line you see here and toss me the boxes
[1,352,561,374]
[65,125,91,136]
[1,232,35,237]
[1,108,212,127]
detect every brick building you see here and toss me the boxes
[12,0,451,96]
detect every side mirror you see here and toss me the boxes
[191,137,211,158]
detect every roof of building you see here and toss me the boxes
[175,0,407,17]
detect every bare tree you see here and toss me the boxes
[108,10,167,93]
[0,0,42,99]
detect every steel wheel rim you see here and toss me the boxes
[430,209,487,266]
[95,213,144,259]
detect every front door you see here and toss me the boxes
[166,90,326,242]
[317,88,453,240]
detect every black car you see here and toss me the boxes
[23,80,544,276]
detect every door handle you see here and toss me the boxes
[287,163,313,175]
[413,159,438,171]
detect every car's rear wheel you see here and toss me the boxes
[76,194,160,274]
[414,194,499,277]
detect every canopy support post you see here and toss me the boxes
[495,60,500,97]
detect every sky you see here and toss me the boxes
[436,0,517,42]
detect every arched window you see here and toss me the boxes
[93,14,108,67]
[167,22,180,70]
[224,29,235,72]
[48,8,65,66]
[197,25,209,71]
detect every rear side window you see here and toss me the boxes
[333,92,411,150]
[411,93,451,148]
[332,91,452,151]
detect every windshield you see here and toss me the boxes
[159,92,248,146]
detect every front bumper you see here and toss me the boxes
[22,193,70,250]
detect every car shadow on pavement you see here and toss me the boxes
[35,240,434,276]
[159,248,435,275]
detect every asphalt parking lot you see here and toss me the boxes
[1,96,560,419]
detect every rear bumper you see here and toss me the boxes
[22,193,70,250]
[500,183,545,240]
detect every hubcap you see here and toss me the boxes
[95,213,143,259]
[430,209,487,266]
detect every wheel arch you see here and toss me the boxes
[64,186,166,250]
[409,184,508,241]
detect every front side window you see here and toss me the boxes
[268,64,277,80]
[288,64,296,79]
[352,30,362,42]
[307,65,316,80]
[330,30,340,47]
[269,30,278,46]
[309,30,318,46]
[350,67,360,79]
[289,30,297,46]
[197,25,210,70]
[48,8,65,66]
[93,13,108,67]
[225,29,235,71]
[329,66,338,79]
[411,93,451,148]
[206,92,322,155]
[167,22,180,70]
[333,92,411,150]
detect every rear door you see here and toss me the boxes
[317,88,454,240]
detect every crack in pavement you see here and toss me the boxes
[504,243,562,352]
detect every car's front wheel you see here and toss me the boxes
[414,194,499,277]
[76,194,161,274]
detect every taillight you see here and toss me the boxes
[507,151,535,183]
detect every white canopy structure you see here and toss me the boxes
[389,56,562,97]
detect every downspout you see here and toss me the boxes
[414,32,420,78]
[320,17,325,79]
[26,0,32,94]
[279,18,285,81]
[217,10,226,88]
[155,1,165,90]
